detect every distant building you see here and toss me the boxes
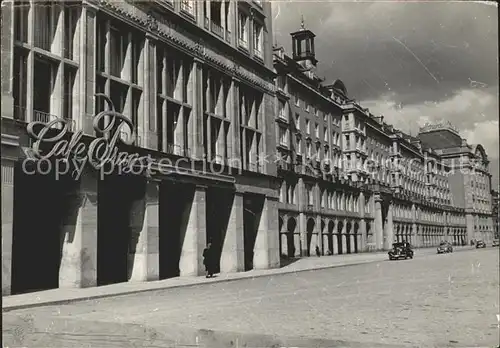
[419,123,495,243]
[492,190,499,239]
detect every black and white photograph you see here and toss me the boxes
[1,0,499,347]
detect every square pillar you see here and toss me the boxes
[129,180,160,282]
[220,192,244,273]
[254,196,279,270]
[341,219,348,254]
[315,214,323,255]
[383,201,394,250]
[1,159,15,295]
[374,195,383,251]
[359,219,367,252]
[59,168,98,288]
[179,185,207,276]
[299,212,307,256]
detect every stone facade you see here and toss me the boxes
[1,0,278,296]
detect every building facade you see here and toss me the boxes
[492,190,499,240]
[1,0,279,296]
[273,23,493,260]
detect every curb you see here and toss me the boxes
[3,258,383,312]
[3,247,477,312]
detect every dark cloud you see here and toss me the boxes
[273,1,498,104]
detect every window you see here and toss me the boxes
[295,113,300,127]
[253,22,263,57]
[294,91,300,106]
[315,123,319,138]
[279,126,288,146]
[306,142,312,158]
[296,138,302,154]
[109,25,128,78]
[323,127,328,142]
[238,12,248,47]
[34,1,57,51]
[306,119,310,134]
[306,185,314,206]
[305,101,310,112]
[278,99,286,120]
[14,0,29,43]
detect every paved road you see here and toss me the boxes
[3,248,499,348]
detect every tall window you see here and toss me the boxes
[238,12,248,48]
[13,2,80,125]
[306,119,310,134]
[253,22,263,57]
[278,99,286,120]
[306,185,314,206]
[279,126,288,147]
[239,84,263,172]
[96,17,144,144]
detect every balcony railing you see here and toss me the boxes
[164,143,190,157]
[225,30,231,43]
[211,21,223,38]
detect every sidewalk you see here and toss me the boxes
[2,246,474,312]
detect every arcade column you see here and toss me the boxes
[220,191,244,273]
[179,185,207,276]
[359,191,366,252]
[254,196,279,270]
[374,195,384,251]
[59,168,98,288]
[128,180,160,282]
[383,201,394,250]
[1,138,17,295]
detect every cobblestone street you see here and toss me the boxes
[3,248,499,348]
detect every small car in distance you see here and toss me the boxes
[437,241,453,254]
[492,239,499,247]
[388,242,414,260]
[475,240,486,248]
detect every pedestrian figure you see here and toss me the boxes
[203,243,214,278]
[315,245,321,257]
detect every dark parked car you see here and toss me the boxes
[437,241,453,254]
[492,239,499,247]
[475,240,486,248]
[388,242,414,260]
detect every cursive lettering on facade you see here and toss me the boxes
[26,102,152,177]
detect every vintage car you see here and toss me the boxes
[475,240,487,248]
[388,242,414,260]
[437,241,453,254]
[492,239,499,247]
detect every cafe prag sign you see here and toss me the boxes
[26,94,152,174]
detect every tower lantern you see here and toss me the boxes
[290,16,317,70]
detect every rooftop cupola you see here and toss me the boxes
[290,16,317,70]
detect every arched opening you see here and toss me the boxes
[306,218,315,256]
[327,220,335,255]
[353,221,360,253]
[320,219,326,255]
[286,217,297,258]
[346,221,352,254]
[337,220,344,254]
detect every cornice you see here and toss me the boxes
[97,0,275,94]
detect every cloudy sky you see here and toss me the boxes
[272,0,499,188]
